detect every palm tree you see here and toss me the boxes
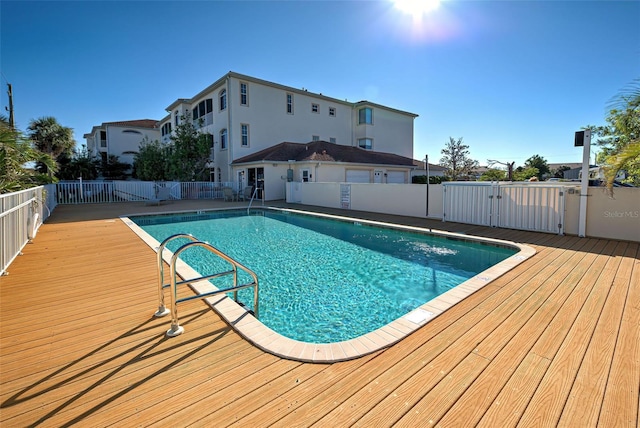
[0,116,57,193]
[26,116,75,177]
[601,79,640,192]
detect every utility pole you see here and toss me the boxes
[6,83,15,128]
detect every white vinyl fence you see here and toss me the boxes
[443,182,565,234]
[1,186,51,275]
[54,180,238,204]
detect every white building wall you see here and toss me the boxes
[106,125,160,166]
[85,133,97,156]
[226,77,354,157]
[157,72,417,183]
[353,106,414,158]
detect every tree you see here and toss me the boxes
[552,165,571,179]
[439,137,479,180]
[487,160,515,180]
[167,116,213,181]
[0,116,56,193]
[101,155,131,180]
[133,137,171,181]
[524,155,550,180]
[589,78,640,190]
[411,175,447,184]
[513,166,539,181]
[26,117,75,177]
[479,168,506,181]
[57,144,101,180]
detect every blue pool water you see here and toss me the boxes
[132,210,516,343]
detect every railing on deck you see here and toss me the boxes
[54,180,238,204]
[0,186,51,275]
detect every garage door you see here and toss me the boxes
[386,171,406,184]
[346,170,371,183]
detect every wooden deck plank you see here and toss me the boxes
[474,237,612,427]
[3,317,249,426]
[0,202,637,427]
[598,243,640,427]
[1,317,254,424]
[558,242,637,426]
[142,358,301,427]
[230,353,378,427]
[518,239,626,427]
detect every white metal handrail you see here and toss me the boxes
[154,235,259,337]
[246,187,260,215]
[155,233,200,317]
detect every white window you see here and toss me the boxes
[329,137,336,144]
[219,89,227,111]
[161,123,172,136]
[240,82,248,106]
[312,103,319,113]
[329,107,336,117]
[241,124,249,147]
[286,93,294,114]
[220,128,227,149]
[312,135,320,141]
[174,110,179,126]
[358,138,373,150]
[358,107,373,125]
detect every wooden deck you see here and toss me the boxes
[1,201,638,427]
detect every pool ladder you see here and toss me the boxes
[246,187,260,215]
[154,233,259,337]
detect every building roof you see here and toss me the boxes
[102,119,159,129]
[84,119,159,138]
[233,141,415,167]
[167,71,418,118]
[412,160,446,171]
[548,162,583,170]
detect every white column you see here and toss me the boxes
[578,130,591,237]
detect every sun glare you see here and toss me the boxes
[394,0,442,19]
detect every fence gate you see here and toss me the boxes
[443,183,565,234]
[496,185,565,234]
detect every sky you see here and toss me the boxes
[1,0,639,168]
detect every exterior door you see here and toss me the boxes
[374,170,383,183]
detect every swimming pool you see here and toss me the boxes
[124,208,534,361]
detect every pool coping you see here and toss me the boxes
[121,206,536,363]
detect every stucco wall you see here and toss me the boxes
[352,107,414,159]
[291,182,443,219]
[106,125,160,167]
[584,187,639,241]
[286,182,639,241]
